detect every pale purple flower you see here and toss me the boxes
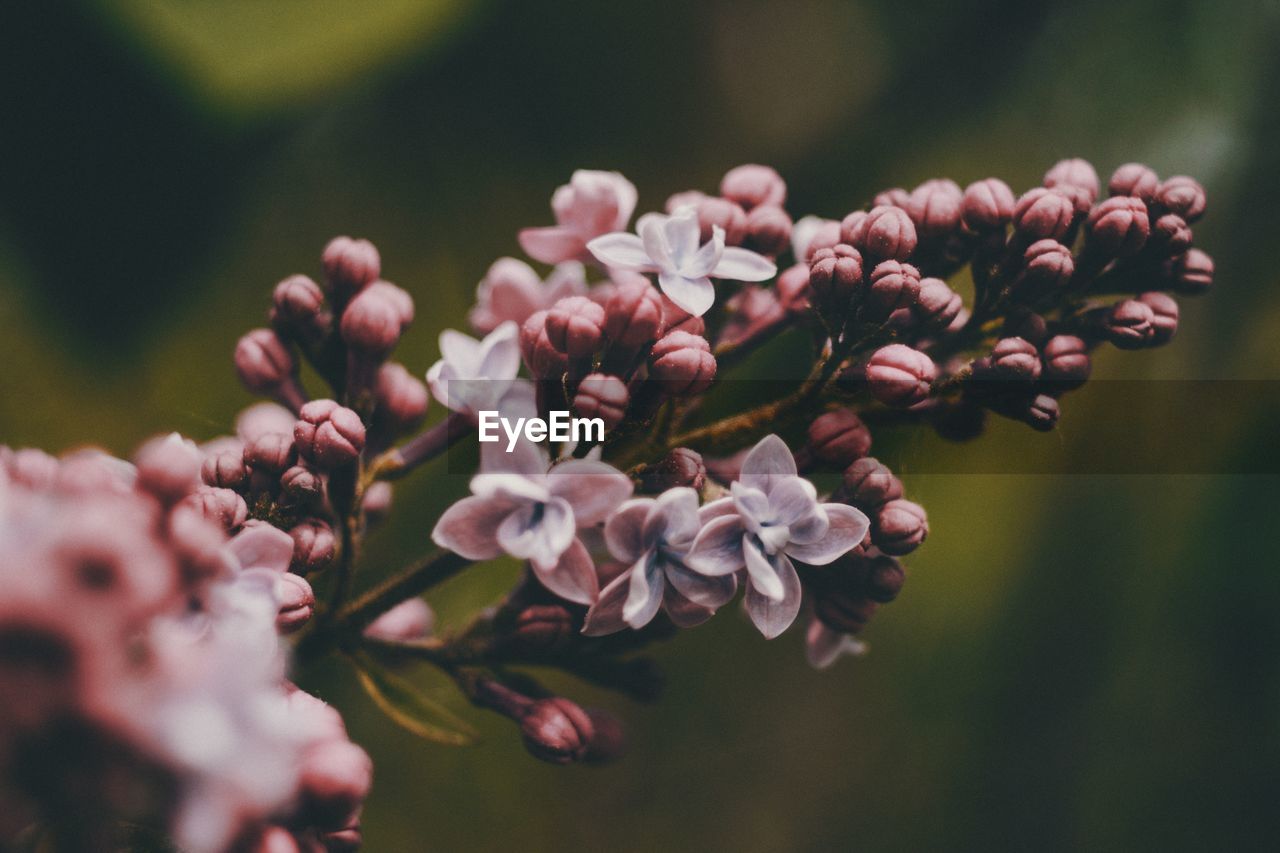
[432,438,632,604]
[519,170,639,265]
[470,258,588,333]
[425,321,523,420]
[804,618,867,669]
[587,206,777,317]
[685,435,869,638]
[582,488,737,635]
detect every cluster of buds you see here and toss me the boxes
[3,159,1213,849]
[0,442,369,852]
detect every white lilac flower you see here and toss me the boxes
[586,206,777,317]
[804,618,867,669]
[425,321,524,421]
[685,435,870,638]
[469,258,588,334]
[431,438,632,604]
[582,488,738,635]
[518,170,639,265]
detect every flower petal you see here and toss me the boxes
[682,225,725,278]
[685,515,747,576]
[587,232,654,271]
[499,496,576,567]
[479,434,547,477]
[744,553,801,639]
[431,495,510,560]
[738,434,797,493]
[713,246,778,282]
[227,524,295,574]
[665,562,738,608]
[604,498,655,563]
[582,569,631,636]
[623,556,665,628]
[697,496,737,524]
[546,459,634,527]
[657,272,715,318]
[805,620,866,668]
[438,329,482,375]
[519,226,588,265]
[743,536,786,601]
[663,206,702,267]
[478,321,521,382]
[530,536,598,605]
[643,486,700,548]
[785,503,869,566]
[469,471,548,504]
[663,585,716,628]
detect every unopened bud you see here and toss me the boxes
[649,331,716,396]
[363,597,434,643]
[520,310,568,379]
[743,204,792,255]
[202,450,249,491]
[1086,196,1150,257]
[1017,239,1074,296]
[961,177,1016,231]
[1104,299,1155,350]
[855,205,918,260]
[321,236,381,298]
[243,432,297,474]
[1148,213,1193,257]
[235,329,297,396]
[182,487,248,531]
[808,244,864,315]
[289,519,336,574]
[340,289,402,355]
[865,261,922,320]
[295,400,366,468]
[1108,163,1160,202]
[1044,158,1100,207]
[276,573,315,634]
[271,274,326,331]
[572,373,629,430]
[1137,291,1179,345]
[280,464,324,503]
[985,337,1041,381]
[374,362,429,431]
[907,179,963,238]
[873,499,928,555]
[520,697,595,764]
[1012,188,1075,241]
[1154,175,1206,222]
[1170,248,1213,295]
[866,344,935,407]
[807,409,872,467]
[694,197,747,245]
[840,457,903,509]
[1042,335,1091,389]
[133,434,203,504]
[638,448,706,492]
[603,278,664,348]
[299,740,373,831]
[720,164,787,209]
[913,277,963,328]
[545,296,606,358]
[776,262,812,314]
[510,604,576,650]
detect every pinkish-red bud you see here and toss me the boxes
[743,204,792,255]
[649,331,716,395]
[961,177,1016,231]
[1086,195,1150,256]
[271,274,326,329]
[808,244,864,313]
[776,262,812,314]
[182,487,249,531]
[280,464,323,503]
[133,435,202,504]
[276,572,315,634]
[299,740,373,831]
[340,289,402,356]
[202,450,249,491]
[243,432,297,473]
[321,236,381,298]
[866,344,936,407]
[807,409,872,467]
[637,447,706,492]
[873,499,928,555]
[295,400,366,468]
[1155,175,1206,222]
[520,697,595,764]
[374,362,429,431]
[840,457,903,509]
[1024,393,1060,432]
[235,329,296,395]
[907,178,963,238]
[856,205,918,260]
[1108,163,1160,202]
[1148,213,1193,257]
[572,373,629,430]
[694,196,747,245]
[1018,239,1074,295]
[985,337,1042,381]
[1170,248,1213,295]
[603,278,664,348]
[289,518,336,574]
[1012,188,1075,241]
[658,295,706,337]
[520,309,568,378]
[874,187,911,208]
[1137,291,1179,345]
[913,277,963,328]
[545,295,606,359]
[720,164,787,210]
[1104,300,1156,350]
[1042,335,1091,389]
[865,260,922,319]
[1043,158,1100,210]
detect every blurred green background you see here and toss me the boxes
[2,1,1279,850]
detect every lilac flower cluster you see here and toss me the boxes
[1,159,1213,849]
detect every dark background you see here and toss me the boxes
[2,1,1278,850]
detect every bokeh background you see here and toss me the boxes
[3,1,1279,850]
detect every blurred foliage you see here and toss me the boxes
[1,0,1279,850]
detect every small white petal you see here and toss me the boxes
[643,486,700,548]
[623,556,665,628]
[227,525,295,574]
[657,272,716,317]
[744,553,801,639]
[663,207,702,267]
[582,570,631,636]
[519,226,588,265]
[469,472,549,505]
[744,536,786,601]
[530,537,598,605]
[431,496,510,560]
[546,459,634,527]
[665,562,738,608]
[685,515,747,576]
[438,329,482,374]
[499,496,575,567]
[713,246,778,282]
[785,503,869,566]
[478,321,522,381]
[682,226,726,278]
[587,232,655,270]
[604,498,655,563]
[738,434,797,493]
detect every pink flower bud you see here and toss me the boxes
[521,697,595,764]
[1043,158,1100,211]
[865,555,906,603]
[340,289,402,355]
[807,409,872,467]
[961,178,1016,231]
[520,309,569,378]
[808,244,864,313]
[365,280,415,328]
[511,604,576,650]
[1012,188,1075,241]
[658,295,707,337]
[840,457,903,509]
[321,236,380,298]
[742,204,792,255]
[243,432,297,473]
[1104,299,1156,349]
[866,344,936,407]
[985,336,1042,381]
[236,402,297,444]
[271,274,326,329]
[720,164,787,209]
[235,328,297,395]
[1155,175,1206,222]
[776,262,811,314]
[1137,291,1179,345]
[5,447,59,489]
[364,597,434,643]
[1042,335,1091,389]
[182,486,249,531]
[202,450,249,491]
[1086,195,1150,256]
[295,400,366,468]
[373,362,429,431]
[363,480,393,525]
[666,189,709,212]
[874,187,911,208]
[856,205,918,260]
[1149,213,1193,256]
[637,447,706,492]
[865,260,922,319]
[814,585,878,633]
[1171,248,1213,295]
[907,178,963,238]
[167,502,232,581]
[649,331,716,395]
[873,499,928,555]
[280,464,323,503]
[603,278,664,348]
[290,518,336,573]
[276,572,315,634]
[1108,162,1160,202]
[694,196,747,245]
[299,740,373,831]
[914,277,963,328]
[572,373,629,430]
[584,708,628,765]
[1024,393,1060,432]
[133,434,202,504]
[545,295,606,358]
[1018,239,1074,295]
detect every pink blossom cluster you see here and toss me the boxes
[0,441,369,851]
[1,158,1214,848]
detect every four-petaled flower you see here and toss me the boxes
[469,259,588,334]
[432,438,632,604]
[425,321,527,421]
[519,170,639,265]
[583,487,738,635]
[587,206,777,317]
[685,435,869,638]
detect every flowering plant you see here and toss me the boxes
[1,160,1213,850]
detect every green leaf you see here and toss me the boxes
[350,653,479,747]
